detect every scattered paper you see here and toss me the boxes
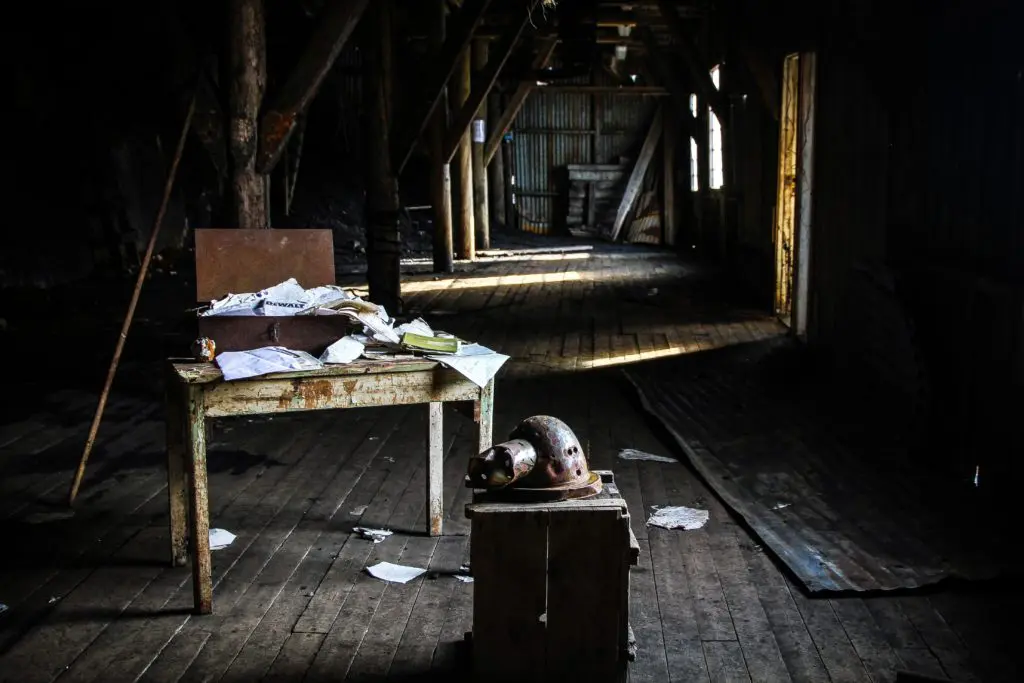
[772,502,791,510]
[48,596,61,604]
[395,318,434,337]
[210,528,237,550]
[353,527,393,544]
[617,449,677,463]
[428,343,509,388]
[351,505,368,516]
[321,336,365,364]
[455,575,474,583]
[647,506,709,530]
[216,347,323,381]
[201,278,355,317]
[366,561,427,584]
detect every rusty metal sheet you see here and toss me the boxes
[194,229,336,301]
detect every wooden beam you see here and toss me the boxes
[395,0,493,175]
[655,0,729,127]
[365,0,401,312]
[663,116,677,246]
[487,90,506,230]
[228,0,269,228]
[256,0,369,174]
[429,0,454,273]
[471,38,491,249]
[452,46,475,260]
[638,28,694,136]
[441,0,537,163]
[611,106,664,241]
[483,37,557,166]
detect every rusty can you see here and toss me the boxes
[191,337,216,362]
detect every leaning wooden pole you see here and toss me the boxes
[471,37,490,250]
[69,90,198,506]
[429,0,454,272]
[364,0,401,313]
[452,46,475,260]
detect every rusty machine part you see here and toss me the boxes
[467,415,603,502]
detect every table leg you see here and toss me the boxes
[186,384,213,614]
[477,379,495,452]
[427,401,444,537]
[166,380,189,567]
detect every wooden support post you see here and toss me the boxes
[452,47,475,260]
[610,106,664,241]
[472,38,490,249]
[638,27,695,138]
[442,3,535,163]
[655,0,729,129]
[256,0,370,174]
[427,401,444,536]
[228,0,269,228]
[488,92,506,230]
[394,0,493,175]
[663,118,677,246]
[484,37,558,166]
[696,94,709,246]
[364,0,401,312]
[429,0,454,273]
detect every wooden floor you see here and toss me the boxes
[0,246,1017,682]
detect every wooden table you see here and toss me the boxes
[166,358,495,614]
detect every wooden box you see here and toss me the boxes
[193,229,352,354]
[466,471,639,683]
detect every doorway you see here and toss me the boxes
[774,52,816,336]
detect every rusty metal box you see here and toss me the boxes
[194,229,352,355]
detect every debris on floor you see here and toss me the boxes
[366,561,427,584]
[617,448,677,463]
[0,603,8,615]
[210,528,237,550]
[647,505,710,530]
[353,527,393,544]
[455,575,474,583]
[350,505,368,516]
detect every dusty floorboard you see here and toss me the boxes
[0,247,1015,682]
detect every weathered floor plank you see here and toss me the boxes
[0,246,1011,683]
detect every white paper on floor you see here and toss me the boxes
[617,449,677,463]
[455,575,474,583]
[427,343,509,388]
[320,336,365,364]
[647,506,709,530]
[350,505,368,516]
[216,346,323,381]
[353,527,393,544]
[210,528,237,550]
[366,562,427,584]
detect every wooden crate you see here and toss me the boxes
[466,471,639,683]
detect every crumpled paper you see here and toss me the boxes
[321,336,365,364]
[647,506,709,530]
[216,347,323,381]
[427,343,509,388]
[617,449,677,463]
[210,528,237,550]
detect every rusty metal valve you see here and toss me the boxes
[467,416,602,502]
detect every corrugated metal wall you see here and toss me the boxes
[511,68,658,235]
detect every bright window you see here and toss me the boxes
[690,137,699,191]
[709,65,724,189]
